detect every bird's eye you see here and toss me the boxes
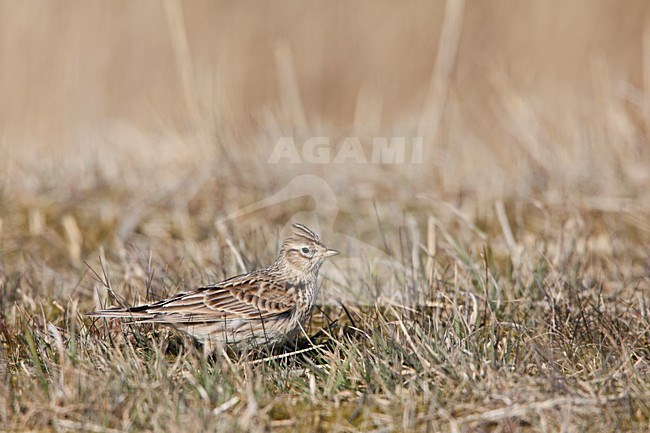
[301,247,310,254]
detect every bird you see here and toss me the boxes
[87,223,339,353]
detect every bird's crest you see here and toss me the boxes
[291,223,320,242]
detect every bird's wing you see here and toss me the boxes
[89,272,296,324]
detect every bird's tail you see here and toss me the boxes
[86,306,154,320]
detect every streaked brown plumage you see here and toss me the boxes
[87,223,339,353]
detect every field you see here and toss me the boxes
[1,1,649,432]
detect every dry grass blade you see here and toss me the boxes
[245,344,325,366]
[457,394,630,424]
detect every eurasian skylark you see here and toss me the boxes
[88,223,339,353]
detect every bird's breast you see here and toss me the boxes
[285,279,317,310]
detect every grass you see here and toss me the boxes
[1,1,650,432]
[1,197,648,432]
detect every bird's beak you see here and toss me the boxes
[323,249,340,257]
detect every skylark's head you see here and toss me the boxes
[277,223,339,276]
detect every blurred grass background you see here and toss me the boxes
[1,1,649,431]
[1,0,648,203]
